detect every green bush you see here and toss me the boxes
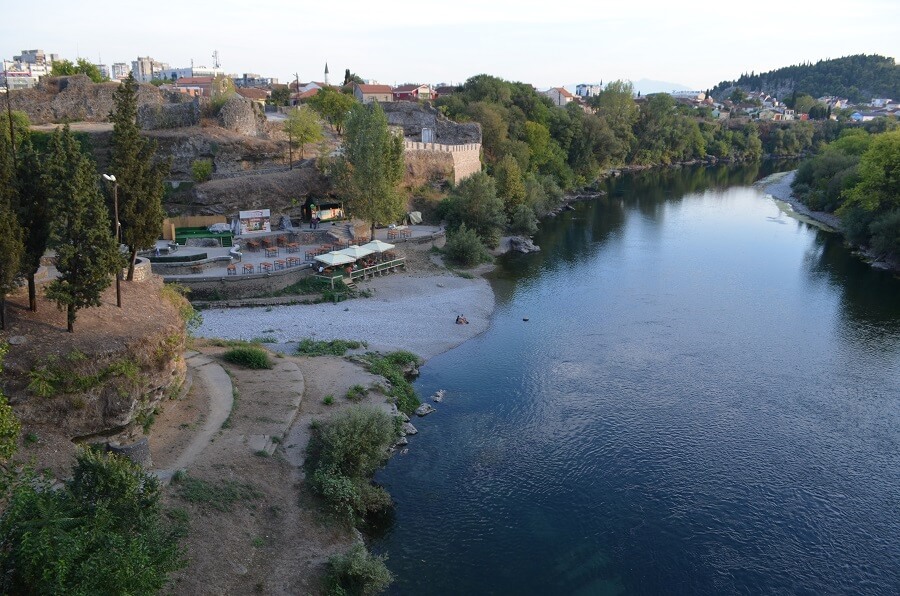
[0,449,185,594]
[305,407,398,525]
[191,158,214,183]
[360,352,422,415]
[222,346,273,369]
[869,209,900,259]
[297,338,366,356]
[346,384,367,402]
[509,203,539,236]
[444,223,492,267]
[326,543,393,596]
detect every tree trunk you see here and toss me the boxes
[370,221,376,244]
[127,247,138,281]
[28,275,36,312]
[0,296,5,331]
[67,304,75,333]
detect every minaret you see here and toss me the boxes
[324,62,329,86]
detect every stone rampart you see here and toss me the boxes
[404,142,482,185]
[163,264,315,300]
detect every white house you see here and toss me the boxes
[543,87,574,107]
[576,83,602,98]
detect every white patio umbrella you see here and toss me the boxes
[337,244,375,259]
[314,251,355,267]
[360,239,395,253]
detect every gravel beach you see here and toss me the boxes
[756,170,842,231]
[195,270,495,360]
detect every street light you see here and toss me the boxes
[102,174,122,308]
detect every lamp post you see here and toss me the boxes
[102,174,122,308]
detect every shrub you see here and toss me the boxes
[160,283,202,331]
[323,394,335,405]
[222,346,272,369]
[509,203,539,236]
[359,352,422,415]
[346,384,367,402]
[444,223,492,267]
[305,407,398,525]
[191,158,214,183]
[869,209,900,259]
[297,338,366,357]
[325,543,393,596]
[0,449,185,594]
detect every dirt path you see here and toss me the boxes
[152,351,234,482]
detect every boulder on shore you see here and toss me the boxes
[415,403,436,417]
[402,422,418,435]
[509,236,541,254]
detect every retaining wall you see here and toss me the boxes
[163,263,315,300]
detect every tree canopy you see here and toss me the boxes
[109,73,167,280]
[308,87,357,135]
[284,106,324,165]
[337,102,405,239]
[50,58,106,83]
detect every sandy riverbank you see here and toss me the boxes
[756,171,842,231]
[195,247,496,361]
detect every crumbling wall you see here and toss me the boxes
[404,143,482,185]
[381,101,481,144]
[216,95,267,137]
[138,99,202,130]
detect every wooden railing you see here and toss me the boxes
[314,258,406,288]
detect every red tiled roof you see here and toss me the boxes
[175,77,213,85]
[356,84,392,94]
[554,87,574,98]
[236,88,268,100]
[296,88,320,99]
[393,84,423,93]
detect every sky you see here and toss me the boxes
[2,0,898,91]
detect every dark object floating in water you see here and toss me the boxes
[523,317,530,321]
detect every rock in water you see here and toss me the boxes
[402,422,418,435]
[395,436,409,447]
[509,236,541,254]
[415,404,436,417]
[432,389,446,403]
[399,412,410,423]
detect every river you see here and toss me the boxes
[373,163,900,595]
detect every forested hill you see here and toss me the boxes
[711,55,900,103]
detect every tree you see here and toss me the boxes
[284,106,324,167]
[339,103,406,240]
[343,69,364,86]
[15,141,51,312]
[591,80,638,161]
[268,86,291,106]
[308,87,357,135]
[0,449,185,594]
[494,154,526,215]
[50,58,105,83]
[0,343,21,462]
[841,130,900,214]
[109,73,167,280]
[440,171,507,247]
[0,134,24,331]
[44,126,121,332]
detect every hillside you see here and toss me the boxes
[711,54,900,103]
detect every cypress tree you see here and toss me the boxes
[109,73,167,280]
[15,141,51,312]
[0,133,24,330]
[44,126,121,333]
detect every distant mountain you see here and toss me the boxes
[710,54,900,103]
[562,79,693,96]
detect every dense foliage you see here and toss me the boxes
[326,542,393,596]
[222,345,273,369]
[712,54,900,104]
[110,73,168,280]
[793,128,900,261]
[44,126,121,332]
[437,75,773,193]
[50,58,106,83]
[0,449,185,594]
[0,343,21,461]
[305,406,398,525]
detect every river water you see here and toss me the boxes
[373,164,900,595]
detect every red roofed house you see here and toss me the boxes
[353,83,393,104]
[291,87,320,105]
[543,87,574,107]
[392,84,434,102]
[434,85,457,98]
[236,87,269,106]
[174,76,214,97]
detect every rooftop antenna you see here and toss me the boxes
[212,50,220,69]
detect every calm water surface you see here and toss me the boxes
[373,164,900,595]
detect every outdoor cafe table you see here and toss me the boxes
[274,259,286,270]
[242,263,254,274]
[265,246,279,257]
[286,256,300,267]
[246,240,260,251]
[259,262,273,273]
[286,242,300,253]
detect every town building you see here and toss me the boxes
[392,84,434,102]
[132,56,170,83]
[235,73,279,88]
[434,85,457,98]
[353,83,393,103]
[111,62,131,80]
[0,49,58,90]
[576,83,602,98]
[543,87,574,107]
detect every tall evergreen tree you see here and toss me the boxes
[15,141,51,313]
[0,133,24,331]
[109,73,167,280]
[339,103,405,240]
[44,126,121,333]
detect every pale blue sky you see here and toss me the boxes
[3,0,898,89]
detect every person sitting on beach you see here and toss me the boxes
[456,315,469,325]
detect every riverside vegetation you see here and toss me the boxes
[791,124,900,263]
